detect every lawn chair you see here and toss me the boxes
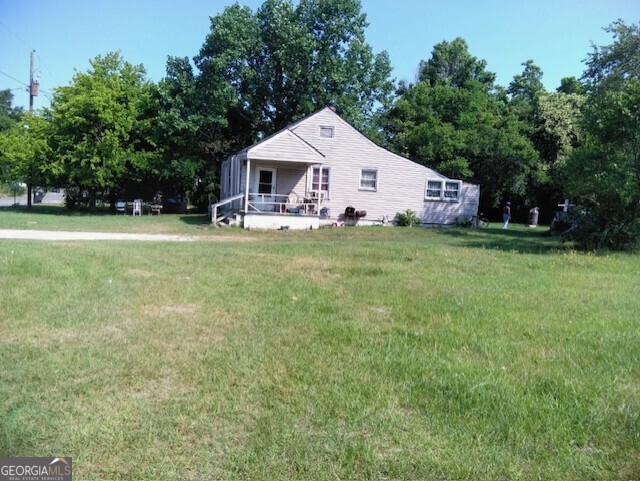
[115,199,126,215]
[133,199,143,216]
[286,192,301,213]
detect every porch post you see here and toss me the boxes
[316,164,321,216]
[244,158,251,213]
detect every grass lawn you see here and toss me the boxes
[0,205,213,235]
[1,211,639,480]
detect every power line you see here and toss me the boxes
[0,20,36,51]
[0,69,29,87]
[40,88,54,100]
[37,54,61,86]
[0,20,61,87]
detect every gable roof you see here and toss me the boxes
[289,107,447,179]
[233,106,450,180]
[239,128,324,164]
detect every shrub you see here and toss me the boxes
[394,209,420,227]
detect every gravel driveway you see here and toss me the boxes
[0,229,198,242]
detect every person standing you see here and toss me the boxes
[502,202,511,229]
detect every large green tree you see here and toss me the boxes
[524,91,585,220]
[48,52,159,209]
[386,39,539,210]
[0,111,50,198]
[194,0,393,138]
[153,55,230,209]
[157,0,394,204]
[565,21,640,250]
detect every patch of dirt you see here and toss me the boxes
[143,303,200,317]
[132,367,194,402]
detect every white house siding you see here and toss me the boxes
[289,108,478,224]
[419,183,480,224]
[221,107,480,226]
[248,130,323,164]
[275,167,305,195]
[247,163,308,195]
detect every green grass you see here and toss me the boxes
[1,214,639,480]
[0,204,215,234]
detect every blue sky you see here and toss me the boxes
[1,0,638,110]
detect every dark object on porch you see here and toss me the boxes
[344,207,366,225]
[345,206,356,219]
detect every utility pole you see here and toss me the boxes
[27,49,38,208]
[29,50,38,111]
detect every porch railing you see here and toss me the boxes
[247,193,321,215]
[211,193,245,225]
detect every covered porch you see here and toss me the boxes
[214,128,327,229]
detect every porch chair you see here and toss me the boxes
[133,199,143,216]
[286,192,300,214]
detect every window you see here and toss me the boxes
[257,169,274,194]
[319,126,334,139]
[311,166,330,195]
[360,169,378,191]
[444,181,460,199]
[426,180,442,199]
[425,179,461,201]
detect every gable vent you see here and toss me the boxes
[320,126,335,138]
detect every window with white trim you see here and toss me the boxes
[426,180,442,199]
[444,181,460,199]
[319,126,335,139]
[425,179,461,201]
[360,169,378,191]
[311,166,330,197]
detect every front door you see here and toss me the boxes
[255,167,277,211]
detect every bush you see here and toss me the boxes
[1,183,26,197]
[564,207,640,251]
[394,209,420,227]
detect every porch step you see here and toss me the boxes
[214,211,242,227]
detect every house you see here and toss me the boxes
[214,107,479,229]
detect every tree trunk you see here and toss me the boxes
[89,189,97,212]
[27,183,32,209]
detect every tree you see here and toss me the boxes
[565,20,640,249]
[386,40,539,210]
[508,60,545,104]
[48,52,159,209]
[418,37,496,90]
[0,89,22,134]
[153,56,229,209]
[557,76,585,95]
[194,0,394,138]
[0,111,50,195]
[507,60,546,139]
[535,92,585,166]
